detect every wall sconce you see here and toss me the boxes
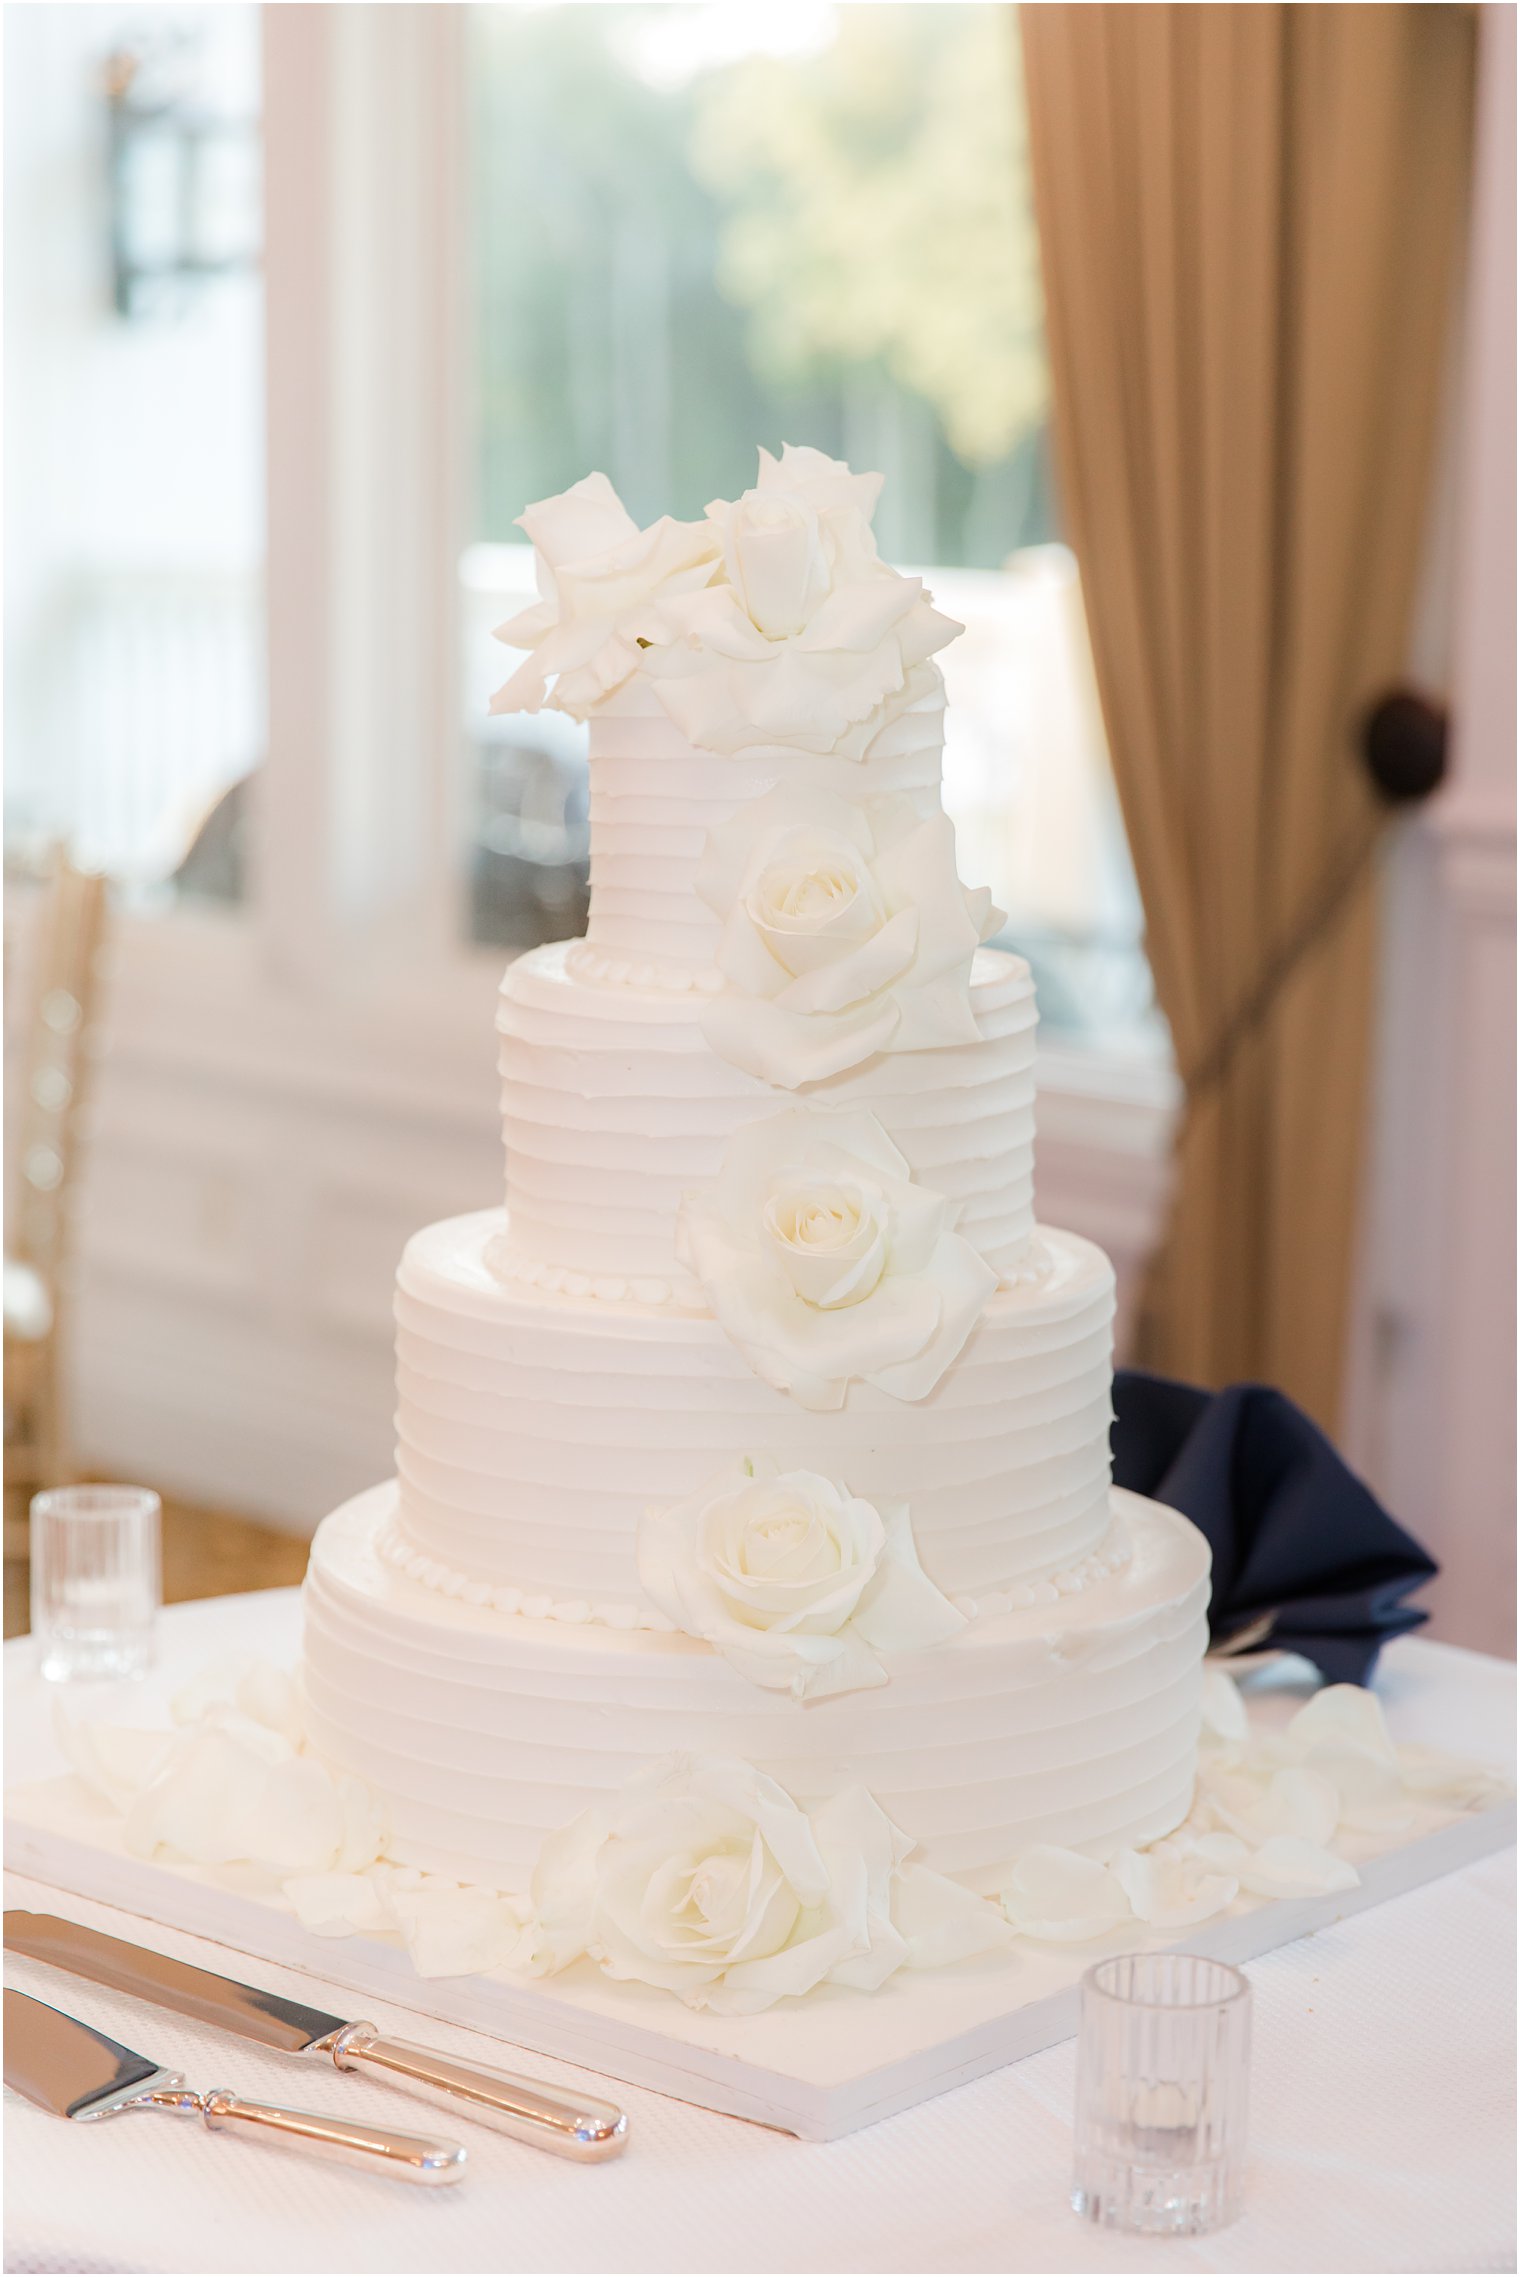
[104,45,260,320]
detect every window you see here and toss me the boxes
[3,5,263,903]
[463,2,1155,1048]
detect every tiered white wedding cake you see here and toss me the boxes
[299,448,1212,2011]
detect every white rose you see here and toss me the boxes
[697,785,1003,1087]
[722,490,831,641]
[638,445,962,756]
[491,471,721,721]
[762,1180,890,1308]
[637,1457,965,1700]
[530,1753,1007,2015]
[675,1106,997,1411]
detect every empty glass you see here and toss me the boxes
[30,1485,161,1681]
[1072,1951,1251,2237]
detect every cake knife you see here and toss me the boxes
[5,1911,628,2161]
[4,1989,467,2184]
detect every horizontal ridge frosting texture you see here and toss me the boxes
[498,941,1037,1291]
[304,1484,1210,1894]
[393,1209,1117,1613]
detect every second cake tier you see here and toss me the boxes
[391,1208,1119,1619]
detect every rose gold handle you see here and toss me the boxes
[190,2087,466,2184]
[330,2026,628,2162]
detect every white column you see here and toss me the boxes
[259,2,466,985]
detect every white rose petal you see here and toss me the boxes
[235,1664,307,1746]
[171,1657,260,1727]
[1199,1665,1250,1746]
[390,1884,533,1980]
[677,1107,996,1411]
[282,1869,393,1939]
[1284,1685,1399,1765]
[236,1756,349,1877]
[491,473,721,721]
[893,1863,1012,1970]
[1000,1847,1133,1943]
[1110,1847,1238,1929]
[56,1708,182,1810]
[719,489,831,641]
[1201,1765,1343,1849]
[1236,1837,1360,1901]
[1395,1744,1513,1811]
[123,1728,275,1866]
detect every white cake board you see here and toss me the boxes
[5,1597,1515,2142]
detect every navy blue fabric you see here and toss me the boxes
[1111,1369,1438,1685]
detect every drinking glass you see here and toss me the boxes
[30,1485,161,1681]
[1072,1951,1251,2236]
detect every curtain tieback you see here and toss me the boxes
[1180,689,1449,1103]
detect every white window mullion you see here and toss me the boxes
[260,2,466,990]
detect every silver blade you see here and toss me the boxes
[4,1912,345,2053]
[4,1989,166,2119]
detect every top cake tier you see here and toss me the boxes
[571,674,950,989]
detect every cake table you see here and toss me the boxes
[4,1599,1514,2276]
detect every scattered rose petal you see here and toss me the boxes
[1285,1685,1398,1765]
[55,1708,181,1809]
[283,1870,392,1938]
[1204,1765,1342,1849]
[1396,1744,1514,1811]
[1199,1666,1249,1746]
[1110,1847,1237,1928]
[235,1664,306,1746]
[1000,1847,1132,1942]
[390,1884,533,1979]
[1236,1837,1360,1900]
[892,1863,1011,1970]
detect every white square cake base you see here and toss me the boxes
[5,1596,1514,2141]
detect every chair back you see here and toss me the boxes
[9,849,108,1296]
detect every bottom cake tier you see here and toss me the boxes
[301,1483,1210,1896]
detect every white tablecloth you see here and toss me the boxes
[3,1596,1515,2275]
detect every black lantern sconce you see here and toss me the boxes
[104,43,260,321]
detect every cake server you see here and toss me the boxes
[4,1989,466,2184]
[5,1911,628,2161]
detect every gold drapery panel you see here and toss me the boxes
[1019,2,1473,1427]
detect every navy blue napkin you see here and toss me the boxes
[1111,1369,1437,1685]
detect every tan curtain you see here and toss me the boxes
[1019,3,1473,1430]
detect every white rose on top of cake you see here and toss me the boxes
[288,445,1228,2011]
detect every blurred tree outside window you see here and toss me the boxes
[466,2,1156,1050]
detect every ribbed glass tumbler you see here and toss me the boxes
[30,1485,161,1681]
[1072,1952,1251,2237]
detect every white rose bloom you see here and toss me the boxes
[698,784,1003,1088]
[490,472,721,721]
[638,445,962,757]
[676,1107,997,1411]
[530,1752,1007,2015]
[637,1456,965,1700]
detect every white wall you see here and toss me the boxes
[1346,5,1517,1658]
[3,3,263,859]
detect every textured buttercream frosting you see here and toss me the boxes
[498,937,1036,1292]
[303,1484,1210,1894]
[392,1209,1116,1611]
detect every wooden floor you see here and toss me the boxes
[3,1492,311,1641]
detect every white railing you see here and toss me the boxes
[5,567,264,885]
